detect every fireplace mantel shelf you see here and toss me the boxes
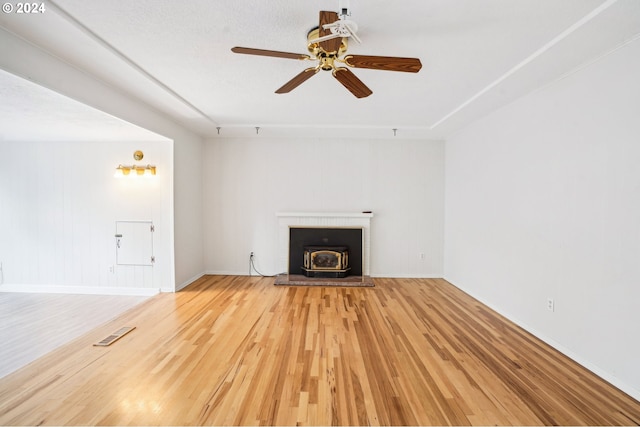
[277,212,373,218]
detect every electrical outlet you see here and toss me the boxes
[109,265,115,274]
[418,253,426,260]
[250,252,254,258]
[547,298,555,312]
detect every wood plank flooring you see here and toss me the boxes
[0,292,149,379]
[0,275,638,425]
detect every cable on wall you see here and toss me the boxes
[249,253,277,277]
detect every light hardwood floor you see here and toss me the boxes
[0,275,638,425]
[0,292,149,379]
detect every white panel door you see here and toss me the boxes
[115,221,154,266]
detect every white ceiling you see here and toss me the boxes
[0,69,168,142]
[1,0,639,140]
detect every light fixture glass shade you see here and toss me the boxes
[114,164,156,178]
[114,165,129,178]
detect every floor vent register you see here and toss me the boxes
[93,326,136,346]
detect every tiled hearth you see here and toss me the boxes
[273,273,375,287]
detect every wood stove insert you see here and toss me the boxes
[302,245,350,278]
[289,227,363,277]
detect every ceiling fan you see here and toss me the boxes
[231,10,422,98]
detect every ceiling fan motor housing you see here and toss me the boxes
[307,27,347,56]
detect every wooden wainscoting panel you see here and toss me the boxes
[0,276,638,425]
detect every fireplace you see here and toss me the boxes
[276,212,373,277]
[302,245,350,278]
[289,227,362,277]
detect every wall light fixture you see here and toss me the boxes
[114,150,157,177]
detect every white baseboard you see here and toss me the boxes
[203,271,443,279]
[0,283,160,297]
[204,270,247,276]
[443,276,640,402]
[370,273,443,279]
[204,270,286,277]
[175,271,207,291]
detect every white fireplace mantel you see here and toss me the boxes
[276,212,373,276]
[277,212,374,219]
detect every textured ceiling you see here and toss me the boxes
[1,0,639,140]
[0,69,168,142]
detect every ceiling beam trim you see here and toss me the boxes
[429,0,620,130]
[47,0,219,128]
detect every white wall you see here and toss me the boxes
[1,30,205,291]
[444,39,640,399]
[172,132,204,290]
[203,137,444,277]
[0,140,173,294]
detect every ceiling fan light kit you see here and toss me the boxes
[231,10,422,98]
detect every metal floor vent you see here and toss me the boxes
[93,326,136,347]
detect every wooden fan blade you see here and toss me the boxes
[318,11,342,53]
[344,55,422,73]
[275,67,319,94]
[332,68,372,98]
[231,47,309,60]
